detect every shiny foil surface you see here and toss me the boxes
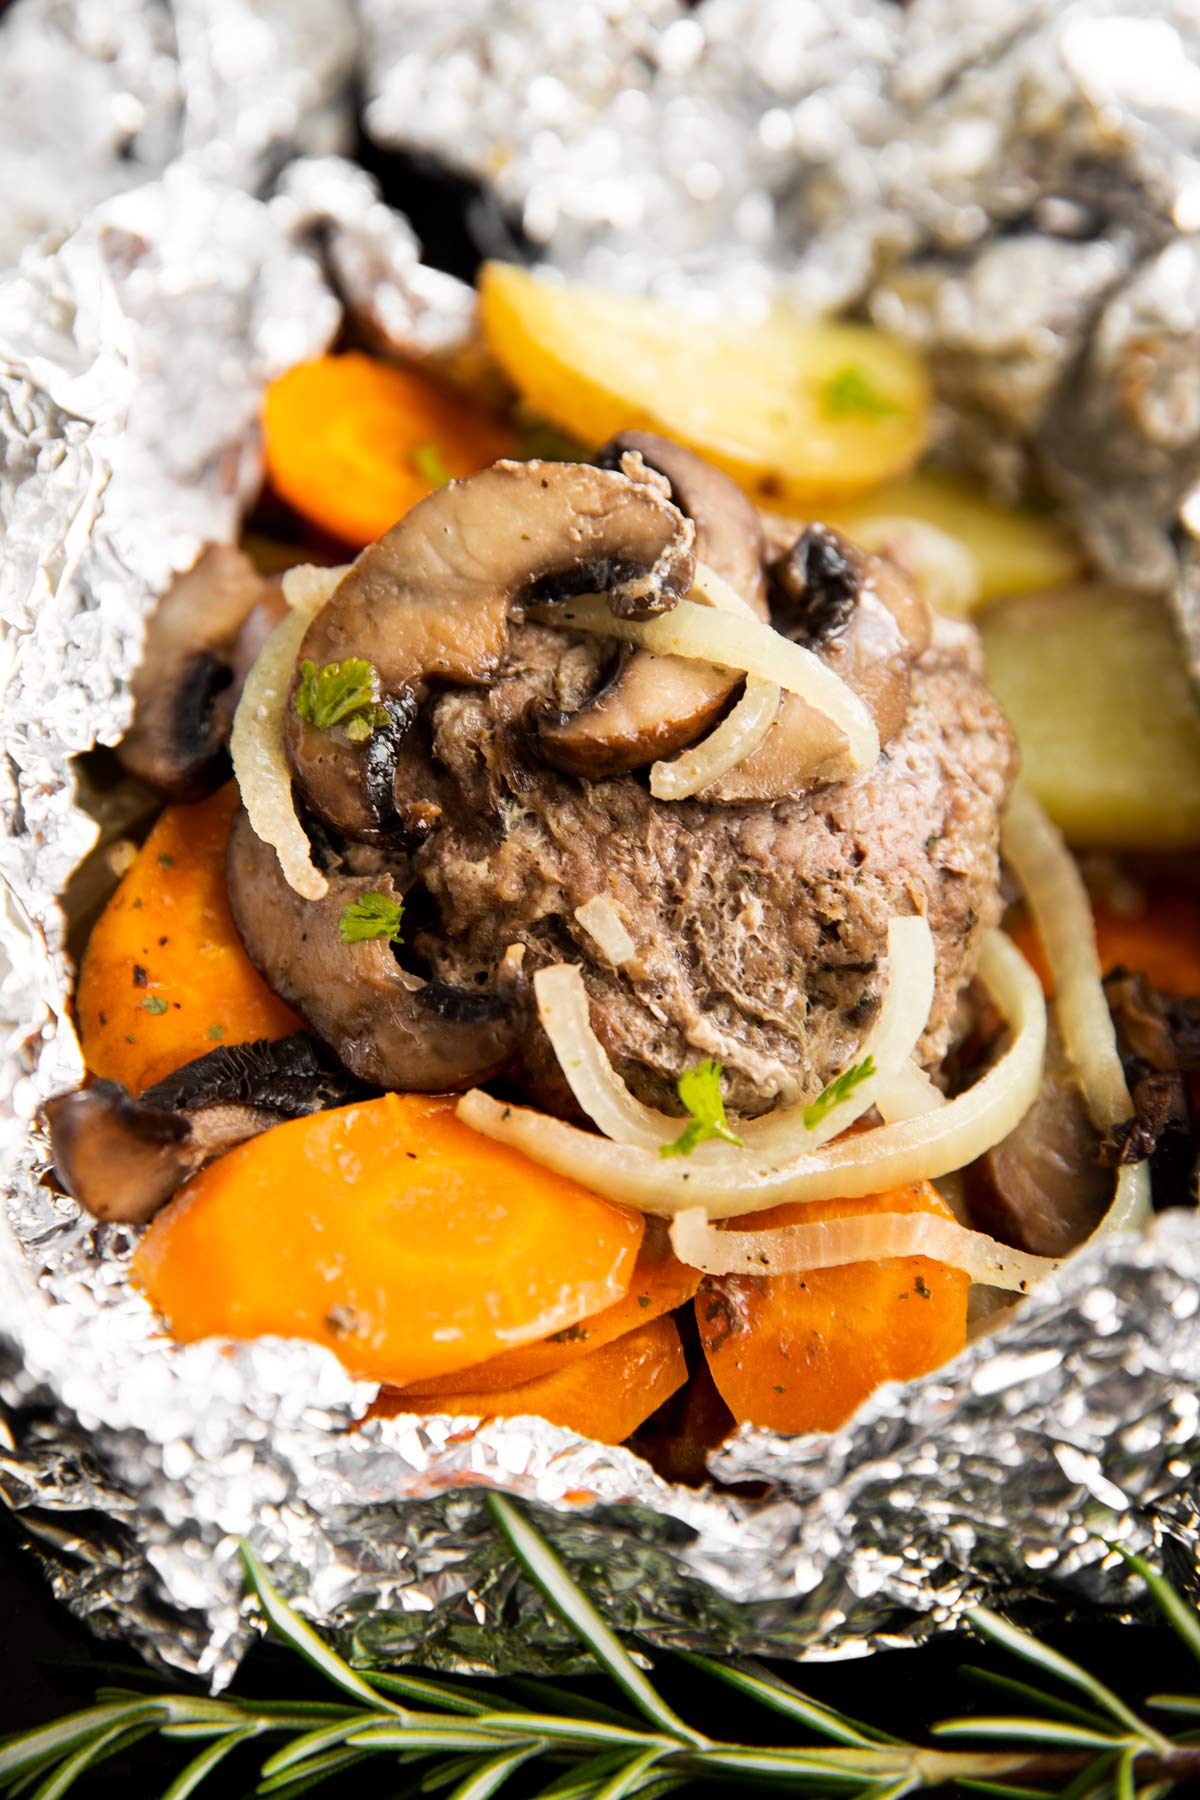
[3,0,1200,1685]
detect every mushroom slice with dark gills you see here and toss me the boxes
[539,434,770,778]
[45,1033,363,1224]
[285,459,695,838]
[226,805,518,1091]
[704,523,933,803]
[119,546,287,801]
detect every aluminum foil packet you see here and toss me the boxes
[4,0,1200,1687]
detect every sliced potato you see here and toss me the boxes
[479,262,930,508]
[826,470,1084,606]
[980,585,1200,848]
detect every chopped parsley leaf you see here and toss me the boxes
[139,995,169,1015]
[207,1023,225,1041]
[338,892,405,946]
[660,1059,744,1159]
[409,442,455,488]
[802,1055,876,1131]
[293,657,388,740]
[820,366,904,422]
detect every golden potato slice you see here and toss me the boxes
[826,470,1084,606]
[980,585,1200,848]
[479,262,930,508]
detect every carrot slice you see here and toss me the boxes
[1010,886,1200,1001]
[696,1183,969,1435]
[75,785,301,1094]
[262,353,515,547]
[395,1226,699,1398]
[134,1093,645,1387]
[372,1314,687,1446]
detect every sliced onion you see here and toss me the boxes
[688,560,762,621]
[649,676,780,800]
[742,914,936,1158]
[533,915,934,1161]
[1108,1162,1152,1233]
[535,594,880,774]
[573,896,636,968]
[876,1059,945,1124]
[669,1205,1058,1293]
[847,517,980,618]
[463,928,1046,1218]
[229,562,347,901]
[1001,786,1151,1233]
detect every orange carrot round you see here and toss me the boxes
[696,1183,969,1435]
[395,1229,699,1398]
[75,785,301,1094]
[373,1314,687,1446]
[134,1093,645,1388]
[262,353,516,547]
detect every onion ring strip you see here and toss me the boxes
[669,1205,1058,1292]
[229,562,347,901]
[649,675,780,800]
[530,592,880,773]
[461,929,1046,1218]
[875,1059,945,1124]
[533,915,935,1161]
[1001,786,1151,1233]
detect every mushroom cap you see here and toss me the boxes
[539,434,770,778]
[226,805,519,1092]
[706,524,934,803]
[45,1033,367,1223]
[285,459,695,837]
[119,546,280,802]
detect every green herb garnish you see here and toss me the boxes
[4,1502,1200,1798]
[409,442,454,488]
[293,658,389,741]
[659,1058,744,1159]
[139,995,169,1015]
[338,892,405,946]
[802,1054,876,1131]
[820,365,904,421]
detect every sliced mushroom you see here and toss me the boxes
[540,434,770,777]
[119,546,286,801]
[1098,967,1200,1208]
[286,459,695,837]
[597,431,768,612]
[963,1019,1111,1258]
[226,805,518,1090]
[704,524,933,803]
[45,1033,361,1223]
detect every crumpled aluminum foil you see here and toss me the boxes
[363,0,1200,606]
[4,0,1200,1688]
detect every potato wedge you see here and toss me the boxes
[980,585,1200,848]
[825,469,1084,607]
[479,262,930,508]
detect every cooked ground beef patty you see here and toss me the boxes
[410,615,1016,1116]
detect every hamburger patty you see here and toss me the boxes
[410,615,1017,1117]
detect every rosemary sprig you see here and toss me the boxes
[5,1499,1200,1798]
